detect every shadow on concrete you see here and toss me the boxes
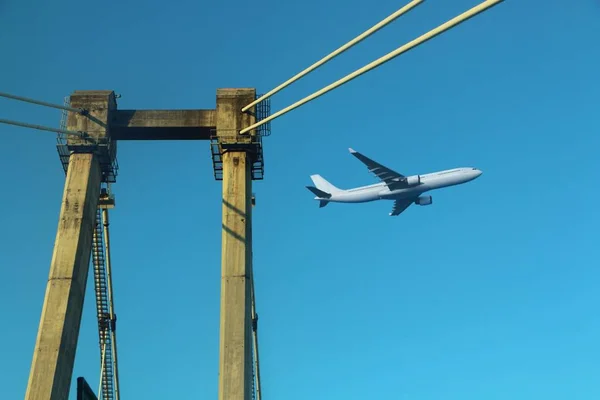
[222,223,245,243]
[221,199,249,243]
[222,199,247,219]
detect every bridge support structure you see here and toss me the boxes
[215,88,258,400]
[25,89,267,400]
[25,91,116,400]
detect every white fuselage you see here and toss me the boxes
[328,167,482,203]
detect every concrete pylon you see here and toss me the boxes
[216,88,257,400]
[25,91,116,400]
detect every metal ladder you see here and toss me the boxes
[92,208,115,400]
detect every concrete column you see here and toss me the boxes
[25,91,115,400]
[216,88,256,400]
[25,154,101,400]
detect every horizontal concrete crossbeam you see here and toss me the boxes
[111,109,216,140]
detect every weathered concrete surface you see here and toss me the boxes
[111,109,216,140]
[25,90,112,400]
[67,90,117,146]
[25,154,101,400]
[217,88,256,400]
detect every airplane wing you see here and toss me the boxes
[389,198,414,216]
[348,148,407,189]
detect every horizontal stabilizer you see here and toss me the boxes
[306,186,331,199]
[319,200,329,208]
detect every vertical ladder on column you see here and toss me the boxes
[92,208,115,400]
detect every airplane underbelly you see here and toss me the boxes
[337,191,379,203]
[379,185,426,199]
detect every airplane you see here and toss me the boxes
[306,148,483,216]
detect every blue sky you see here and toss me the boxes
[2,0,600,398]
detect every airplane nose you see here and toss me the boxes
[470,168,482,177]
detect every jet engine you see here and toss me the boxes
[405,175,421,186]
[415,195,432,205]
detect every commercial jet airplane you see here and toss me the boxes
[306,148,483,216]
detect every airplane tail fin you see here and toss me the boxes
[310,174,341,194]
[307,174,341,209]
